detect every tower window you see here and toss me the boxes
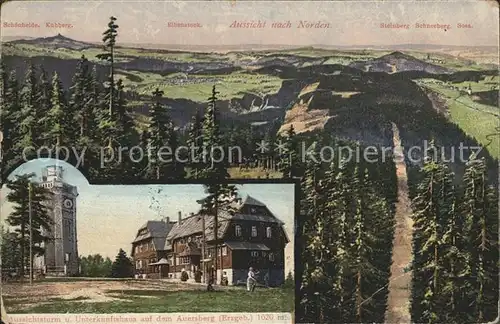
[251,226,257,237]
[235,225,242,237]
[266,227,272,238]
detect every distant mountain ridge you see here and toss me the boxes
[3,34,497,53]
[349,51,451,74]
[6,34,95,50]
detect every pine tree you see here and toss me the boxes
[461,157,499,322]
[110,249,134,278]
[36,67,52,145]
[1,69,21,174]
[5,174,52,277]
[200,181,238,285]
[200,85,229,181]
[297,145,323,322]
[70,55,93,139]
[115,79,135,145]
[278,125,300,178]
[410,141,455,323]
[353,167,394,323]
[186,109,204,178]
[96,16,118,116]
[82,64,102,179]
[145,88,183,180]
[18,64,38,152]
[47,72,69,147]
[0,227,21,273]
[330,158,357,322]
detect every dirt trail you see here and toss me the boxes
[385,122,413,324]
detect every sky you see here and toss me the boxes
[0,159,296,274]
[0,1,498,47]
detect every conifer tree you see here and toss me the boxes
[36,67,52,145]
[297,144,327,322]
[200,181,238,285]
[70,55,93,139]
[278,124,300,178]
[5,174,52,277]
[0,227,21,273]
[186,109,204,178]
[330,158,357,322]
[18,64,38,152]
[47,72,69,147]
[83,64,103,179]
[110,249,134,278]
[115,79,135,145]
[410,141,455,323]
[1,69,21,172]
[97,16,118,116]
[145,88,183,180]
[201,85,229,181]
[461,157,499,322]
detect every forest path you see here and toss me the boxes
[385,122,413,323]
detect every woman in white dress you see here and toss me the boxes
[247,267,257,292]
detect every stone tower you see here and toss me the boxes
[36,165,79,276]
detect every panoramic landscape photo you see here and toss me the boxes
[0,1,499,323]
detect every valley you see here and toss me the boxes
[2,34,498,161]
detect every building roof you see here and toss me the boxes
[241,195,266,207]
[225,242,270,251]
[164,195,285,250]
[132,220,175,254]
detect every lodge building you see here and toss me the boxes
[130,195,289,286]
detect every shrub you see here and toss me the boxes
[181,271,189,282]
[283,271,294,288]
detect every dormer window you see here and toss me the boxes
[251,226,257,237]
[250,207,257,214]
[266,227,272,238]
[235,225,242,237]
[269,253,275,261]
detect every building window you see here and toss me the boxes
[269,253,275,261]
[235,225,242,237]
[266,227,272,238]
[251,251,259,257]
[251,226,257,237]
[262,251,267,257]
[222,247,227,256]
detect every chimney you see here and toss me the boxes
[165,217,170,224]
[178,211,182,224]
[190,212,194,216]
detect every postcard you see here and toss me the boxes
[1,160,295,323]
[0,1,499,323]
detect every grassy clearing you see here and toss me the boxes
[10,288,294,313]
[417,79,499,158]
[117,70,285,102]
[229,167,282,179]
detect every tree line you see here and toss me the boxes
[409,142,498,323]
[296,137,397,323]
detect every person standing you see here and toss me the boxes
[247,267,257,292]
